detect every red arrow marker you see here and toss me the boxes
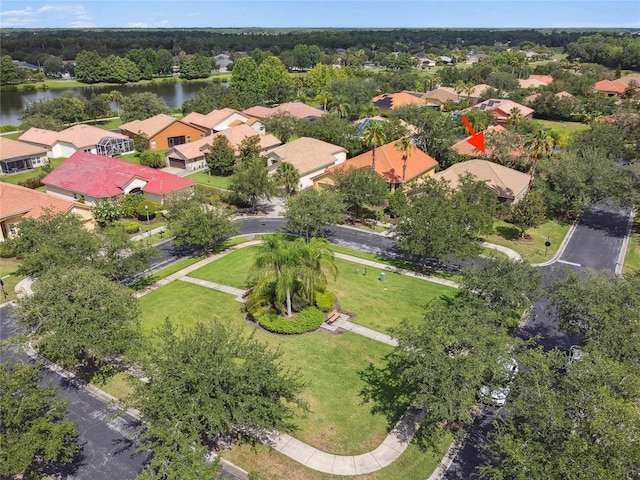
[462,116,485,152]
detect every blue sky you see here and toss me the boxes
[1,1,638,29]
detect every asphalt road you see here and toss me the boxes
[441,201,633,480]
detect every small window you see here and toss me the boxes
[187,136,191,142]
[8,224,17,236]
[150,141,157,149]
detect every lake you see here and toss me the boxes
[0,81,226,126]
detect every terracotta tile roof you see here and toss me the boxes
[0,137,47,161]
[168,124,281,160]
[243,102,323,120]
[183,108,248,130]
[555,90,574,99]
[524,93,540,104]
[372,92,426,109]
[19,125,129,149]
[450,125,511,157]
[618,73,640,86]
[434,159,531,200]
[472,99,534,120]
[518,78,548,89]
[120,114,178,137]
[42,151,194,198]
[0,182,81,220]
[528,74,554,85]
[18,128,62,148]
[422,88,459,104]
[468,84,492,98]
[328,141,437,183]
[267,137,346,177]
[593,79,627,95]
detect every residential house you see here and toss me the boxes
[434,159,531,203]
[465,53,488,64]
[265,137,347,190]
[243,102,324,120]
[0,137,48,175]
[42,151,195,206]
[470,99,534,124]
[313,141,438,191]
[120,114,207,150]
[422,84,489,108]
[451,125,509,157]
[618,73,640,87]
[354,116,418,137]
[213,53,232,72]
[518,78,548,89]
[593,79,627,97]
[19,124,134,159]
[439,55,453,64]
[524,90,574,105]
[182,108,264,135]
[0,183,95,241]
[165,124,281,171]
[372,92,426,112]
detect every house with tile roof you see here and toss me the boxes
[182,108,264,135]
[450,125,510,157]
[524,90,574,105]
[119,114,208,151]
[0,183,95,241]
[593,79,627,97]
[470,99,534,124]
[0,137,48,175]
[313,141,438,191]
[618,73,640,87]
[242,102,324,120]
[372,92,426,112]
[18,124,134,159]
[434,159,531,203]
[264,137,347,190]
[422,85,490,108]
[164,124,281,171]
[42,151,195,206]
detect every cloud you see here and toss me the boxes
[0,4,94,28]
[127,21,150,28]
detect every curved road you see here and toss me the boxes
[1,202,632,479]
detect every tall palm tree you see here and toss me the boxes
[297,237,338,303]
[251,233,301,318]
[315,90,334,111]
[329,96,351,119]
[506,107,524,126]
[524,128,554,180]
[364,120,386,171]
[454,80,466,101]
[359,102,379,119]
[395,137,413,185]
[424,73,441,92]
[108,90,124,116]
[274,161,300,195]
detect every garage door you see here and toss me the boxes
[168,157,186,169]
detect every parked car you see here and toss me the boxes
[479,357,518,407]
[568,345,586,366]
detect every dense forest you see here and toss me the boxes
[1,27,632,63]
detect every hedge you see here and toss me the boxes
[258,307,323,334]
[125,221,141,234]
[314,291,336,312]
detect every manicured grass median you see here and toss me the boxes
[0,258,25,304]
[623,218,640,276]
[188,246,457,332]
[138,281,396,455]
[482,218,572,264]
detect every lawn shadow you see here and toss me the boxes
[495,224,519,240]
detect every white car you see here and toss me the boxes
[479,357,518,407]
[568,345,586,366]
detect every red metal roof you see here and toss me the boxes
[42,151,194,198]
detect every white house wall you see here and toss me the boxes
[214,113,250,131]
[50,142,78,159]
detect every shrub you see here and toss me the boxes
[258,307,323,334]
[0,240,17,258]
[18,175,45,190]
[125,221,140,234]
[137,200,160,220]
[92,199,122,226]
[314,291,336,312]
[120,193,144,218]
[139,150,165,169]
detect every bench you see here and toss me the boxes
[325,308,341,324]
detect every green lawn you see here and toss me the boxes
[0,132,22,139]
[0,157,65,185]
[138,281,397,455]
[482,218,572,264]
[116,152,141,164]
[536,119,589,136]
[93,118,124,130]
[188,247,456,332]
[185,170,231,189]
[0,258,25,304]
[623,218,640,276]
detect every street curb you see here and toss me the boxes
[427,440,462,480]
[531,215,581,267]
[616,207,635,276]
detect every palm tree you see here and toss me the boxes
[274,161,300,195]
[454,80,466,101]
[524,128,555,180]
[359,102,379,119]
[298,237,338,303]
[315,90,334,112]
[108,90,124,116]
[329,96,351,119]
[395,137,413,185]
[251,233,301,318]
[364,120,386,171]
[424,73,441,92]
[506,107,524,126]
